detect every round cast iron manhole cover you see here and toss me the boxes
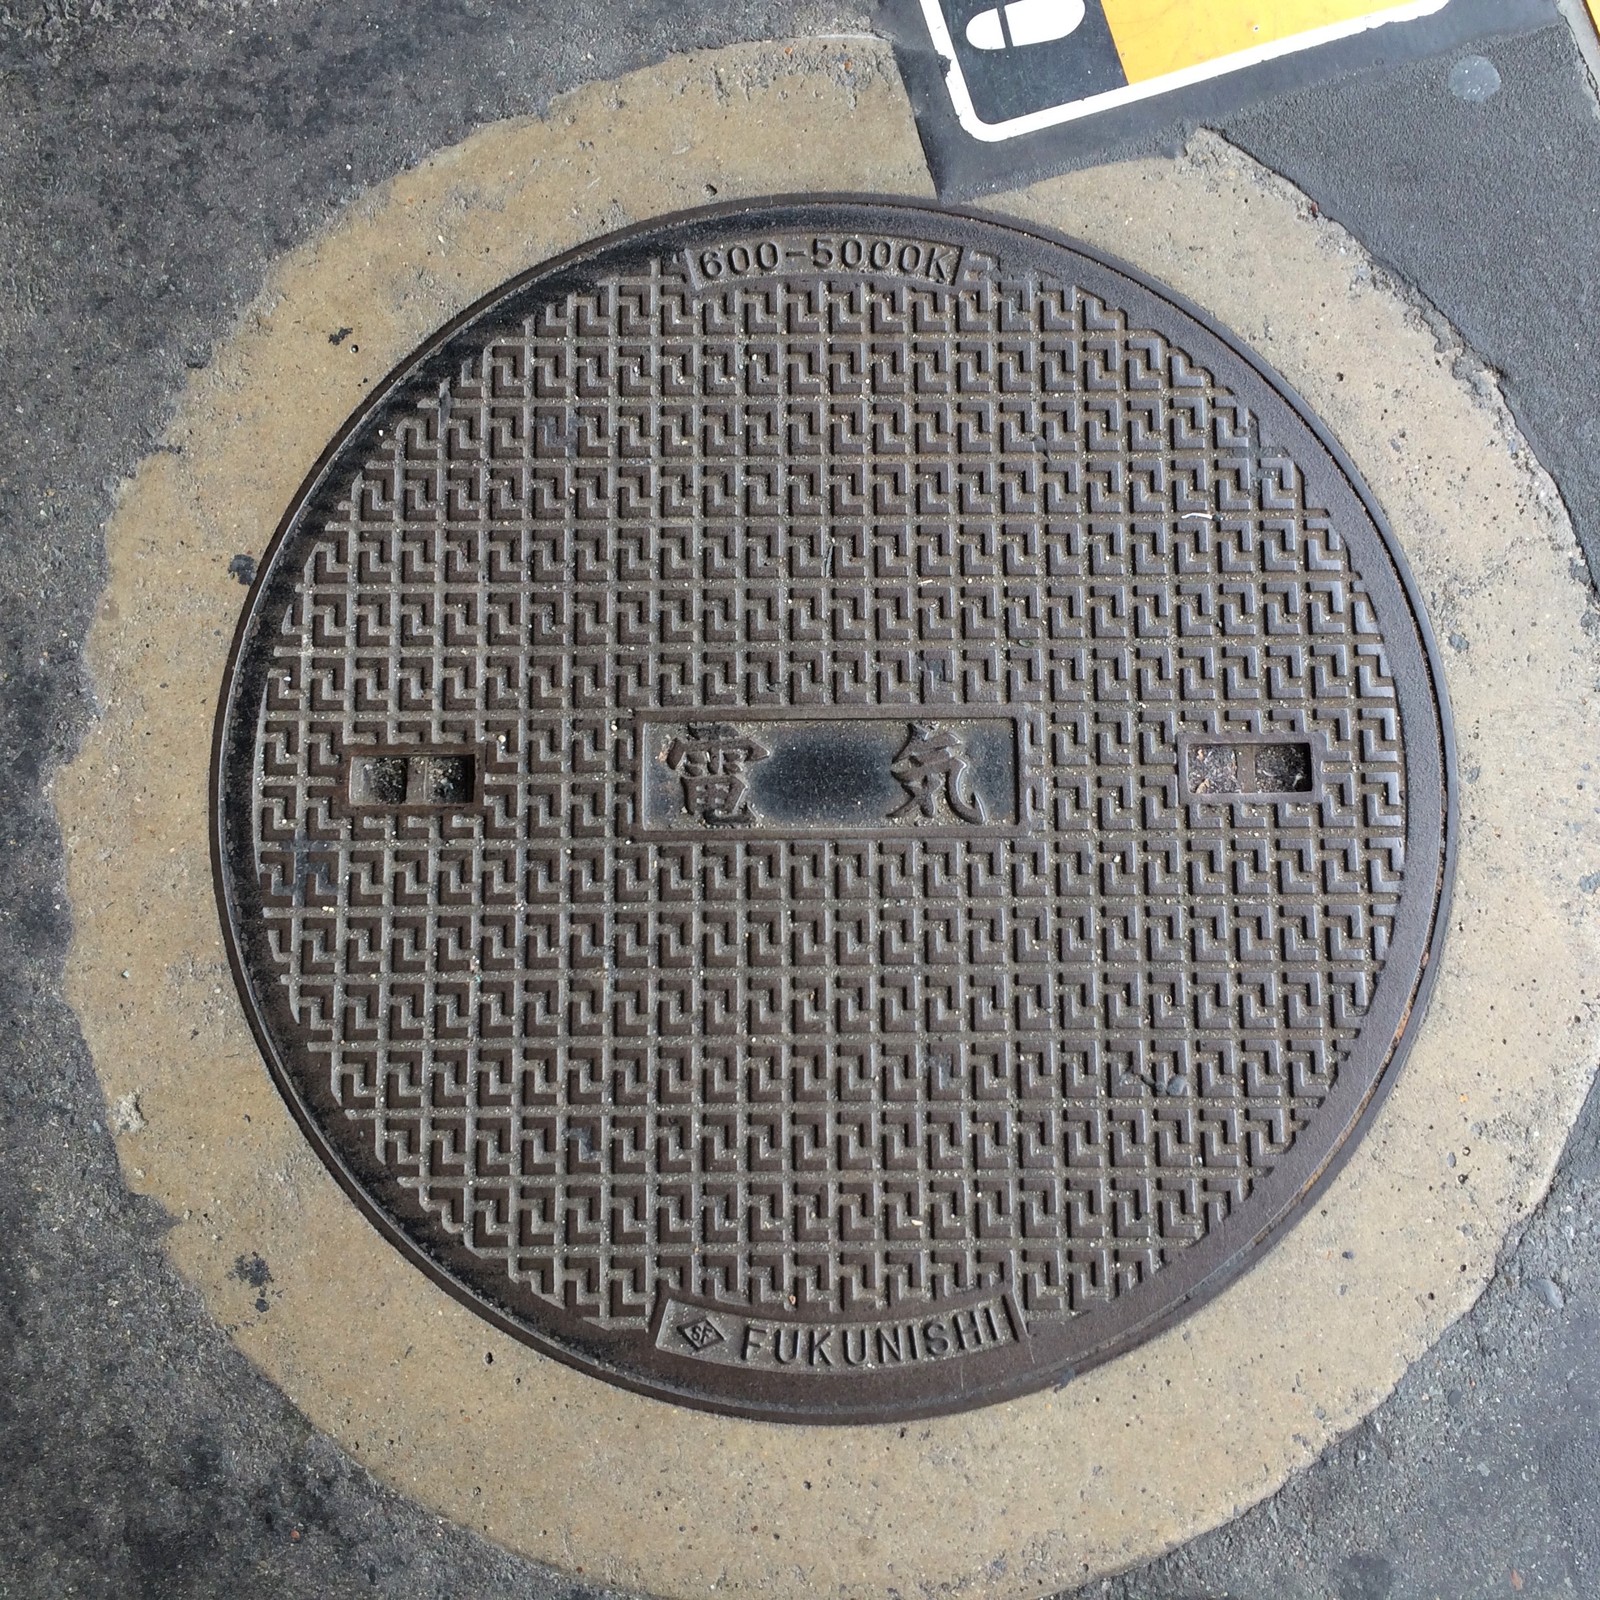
[214,199,1453,1423]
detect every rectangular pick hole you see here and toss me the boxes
[1253,741,1313,794]
[1186,743,1241,796]
[1185,739,1314,799]
[414,754,475,805]
[351,754,410,806]
[350,750,478,810]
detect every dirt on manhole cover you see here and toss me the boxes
[213,198,1453,1424]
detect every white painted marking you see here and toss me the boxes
[1007,0,1087,47]
[966,9,1007,49]
[921,0,1454,142]
[966,0,1087,51]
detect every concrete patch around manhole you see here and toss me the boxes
[57,35,1600,1600]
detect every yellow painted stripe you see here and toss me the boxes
[1104,0,1424,84]
[1587,0,1600,37]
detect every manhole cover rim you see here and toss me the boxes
[211,194,1457,1423]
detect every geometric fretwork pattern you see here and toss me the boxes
[244,228,1406,1337]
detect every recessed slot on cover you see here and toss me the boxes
[349,750,477,809]
[1185,738,1315,799]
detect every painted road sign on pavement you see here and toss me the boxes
[920,0,1454,138]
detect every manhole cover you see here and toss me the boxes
[214,199,1453,1423]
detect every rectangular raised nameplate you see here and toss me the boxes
[655,1290,1027,1375]
[636,710,1020,838]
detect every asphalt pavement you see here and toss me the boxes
[2,5,1598,1597]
